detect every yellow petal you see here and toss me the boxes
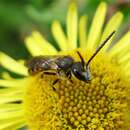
[67,3,78,49]
[17,59,25,65]
[0,103,22,113]
[0,52,28,76]
[0,110,24,119]
[32,31,58,55]
[0,118,25,130]
[122,63,130,73]
[87,2,107,50]
[1,72,13,80]
[79,15,88,48]
[25,32,57,56]
[0,79,26,88]
[0,88,23,98]
[100,12,123,52]
[25,37,44,56]
[52,21,68,50]
[117,52,130,64]
[0,94,23,104]
[109,31,130,57]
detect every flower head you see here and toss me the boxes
[0,2,130,130]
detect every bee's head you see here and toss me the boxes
[73,31,116,82]
[71,62,91,82]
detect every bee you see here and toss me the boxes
[26,31,115,85]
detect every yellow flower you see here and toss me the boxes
[0,2,130,130]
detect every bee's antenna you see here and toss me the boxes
[76,51,85,67]
[86,31,116,66]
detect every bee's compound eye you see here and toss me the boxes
[72,62,91,82]
[72,62,83,71]
[71,62,83,78]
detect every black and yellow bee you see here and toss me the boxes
[26,31,115,84]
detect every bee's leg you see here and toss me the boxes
[44,72,60,86]
[41,71,57,78]
[41,71,59,91]
[52,79,60,91]
[53,79,59,85]
[68,72,71,79]
[56,68,62,76]
[43,72,57,75]
[66,71,73,83]
[69,75,73,83]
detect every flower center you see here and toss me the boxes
[24,50,129,130]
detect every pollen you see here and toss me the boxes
[24,50,129,130]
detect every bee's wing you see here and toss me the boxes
[25,55,68,69]
[43,55,71,70]
[25,56,47,68]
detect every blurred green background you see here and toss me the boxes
[0,0,130,59]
